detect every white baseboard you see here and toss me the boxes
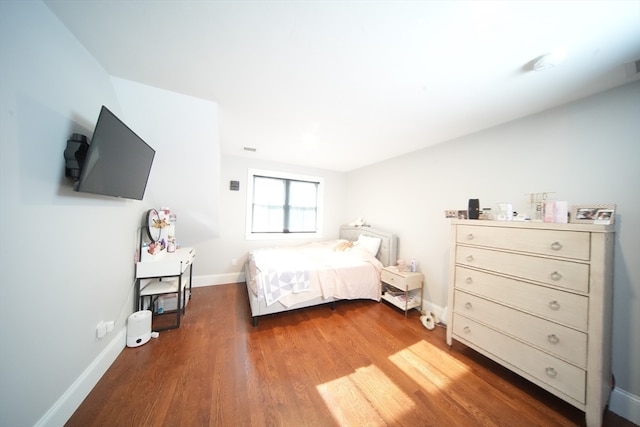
[609,386,640,425]
[35,329,126,427]
[193,272,245,287]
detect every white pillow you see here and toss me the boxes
[356,234,382,257]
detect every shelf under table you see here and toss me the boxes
[140,278,181,296]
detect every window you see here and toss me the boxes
[246,169,323,239]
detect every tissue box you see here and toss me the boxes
[163,293,189,311]
[153,292,189,312]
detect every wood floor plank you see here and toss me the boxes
[66,284,635,427]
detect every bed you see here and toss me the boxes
[244,225,398,326]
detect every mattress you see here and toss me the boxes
[247,240,383,308]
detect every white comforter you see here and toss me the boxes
[249,240,383,307]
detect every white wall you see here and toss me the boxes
[344,81,640,422]
[111,77,221,247]
[0,2,220,426]
[0,2,134,426]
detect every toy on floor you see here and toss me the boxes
[420,310,440,330]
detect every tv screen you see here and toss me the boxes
[76,106,155,200]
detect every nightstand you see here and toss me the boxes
[380,266,423,317]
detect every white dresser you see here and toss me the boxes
[446,219,614,427]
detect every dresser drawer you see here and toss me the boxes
[454,266,588,330]
[381,268,402,287]
[381,268,422,291]
[137,247,196,278]
[452,314,586,403]
[453,291,587,367]
[456,246,589,293]
[457,225,590,260]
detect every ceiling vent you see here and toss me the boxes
[243,147,257,152]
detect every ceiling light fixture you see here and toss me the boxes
[532,48,567,71]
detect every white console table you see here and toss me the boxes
[135,247,195,330]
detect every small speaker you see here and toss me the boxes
[468,199,480,219]
[127,310,152,347]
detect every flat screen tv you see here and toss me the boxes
[75,106,155,200]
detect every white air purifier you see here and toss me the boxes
[127,310,152,347]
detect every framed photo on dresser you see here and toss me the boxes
[570,204,616,224]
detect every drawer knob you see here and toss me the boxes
[467,233,474,240]
[548,300,561,311]
[466,255,474,262]
[464,302,473,309]
[545,367,558,378]
[463,326,471,334]
[547,334,560,344]
[551,241,563,251]
[465,277,473,284]
[550,271,562,281]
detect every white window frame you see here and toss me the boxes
[245,168,324,240]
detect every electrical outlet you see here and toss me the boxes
[231,259,237,266]
[105,320,115,333]
[96,322,107,339]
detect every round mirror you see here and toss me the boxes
[146,209,162,242]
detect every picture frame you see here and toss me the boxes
[444,210,457,218]
[570,204,616,225]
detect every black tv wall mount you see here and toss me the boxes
[63,133,89,181]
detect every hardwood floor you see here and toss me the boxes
[67,284,635,427]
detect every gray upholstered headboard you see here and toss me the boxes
[339,225,398,267]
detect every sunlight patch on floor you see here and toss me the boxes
[388,340,472,391]
[316,364,414,426]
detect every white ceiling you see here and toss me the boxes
[44,0,640,172]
